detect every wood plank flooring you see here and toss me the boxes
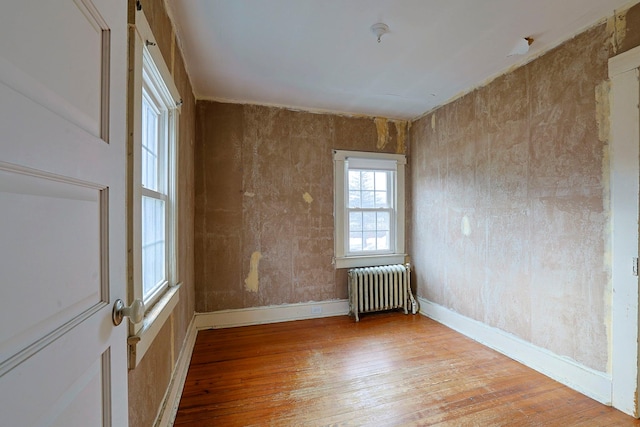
[174,312,640,426]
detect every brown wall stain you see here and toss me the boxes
[195,102,405,311]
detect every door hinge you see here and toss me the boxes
[633,257,639,276]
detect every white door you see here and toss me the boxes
[0,1,128,425]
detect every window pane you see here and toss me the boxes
[375,172,388,192]
[361,171,374,190]
[349,211,363,231]
[363,231,377,251]
[376,230,390,250]
[348,190,361,208]
[361,191,375,208]
[348,170,361,191]
[349,232,363,252]
[375,191,389,208]
[142,196,166,299]
[377,212,390,231]
[363,212,376,230]
[142,93,160,192]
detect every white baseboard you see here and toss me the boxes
[195,299,350,330]
[418,297,612,405]
[154,315,198,427]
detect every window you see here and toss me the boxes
[127,8,181,368]
[140,49,173,307]
[333,150,406,269]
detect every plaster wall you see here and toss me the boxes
[410,6,640,373]
[195,102,408,312]
[126,1,196,426]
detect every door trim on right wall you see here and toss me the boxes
[609,44,640,418]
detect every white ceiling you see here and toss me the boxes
[167,0,634,120]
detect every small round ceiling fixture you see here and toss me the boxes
[371,23,389,43]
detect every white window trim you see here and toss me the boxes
[128,8,181,369]
[333,150,406,269]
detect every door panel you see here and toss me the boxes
[2,318,112,426]
[0,0,128,425]
[0,0,107,137]
[0,167,104,363]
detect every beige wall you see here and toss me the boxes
[194,102,408,312]
[410,5,640,373]
[127,1,196,426]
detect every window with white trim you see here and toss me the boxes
[140,48,174,307]
[127,7,181,368]
[333,150,406,269]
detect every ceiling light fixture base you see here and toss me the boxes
[371,23,389,43]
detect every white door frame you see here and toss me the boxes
[609,45,640,417]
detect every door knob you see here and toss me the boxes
[112,298,145,326]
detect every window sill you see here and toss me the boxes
[335,254,407,269]
[127,283,180,369]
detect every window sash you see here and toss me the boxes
[347,169,394,209]
[141,85,168,195]
[141,194,167,301]
[347,207,395,255]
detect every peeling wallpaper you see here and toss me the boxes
[411,22,613,372]
[195,102,408,312]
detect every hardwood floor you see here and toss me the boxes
[174,312,640,426]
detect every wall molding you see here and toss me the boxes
[195,300,350,330]
[418,297,612,405]
[154,315,198,427]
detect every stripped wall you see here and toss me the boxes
[126,1,196,426]
[410,4,640,373]
[195,102,408,312]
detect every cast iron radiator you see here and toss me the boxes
[348,263,417,322]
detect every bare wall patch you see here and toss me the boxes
[374,117,389,150]
[394,120,408,154]
[244,251,263,292]
[303,192,313,204]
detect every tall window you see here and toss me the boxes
[141,70,168,301]
[139,47,177,308]
[333,150,406,269]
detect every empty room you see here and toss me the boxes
[3,0,640,426]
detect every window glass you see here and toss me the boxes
[141,91,160,192]
[141,196,166,299]
[346,168,394,255]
